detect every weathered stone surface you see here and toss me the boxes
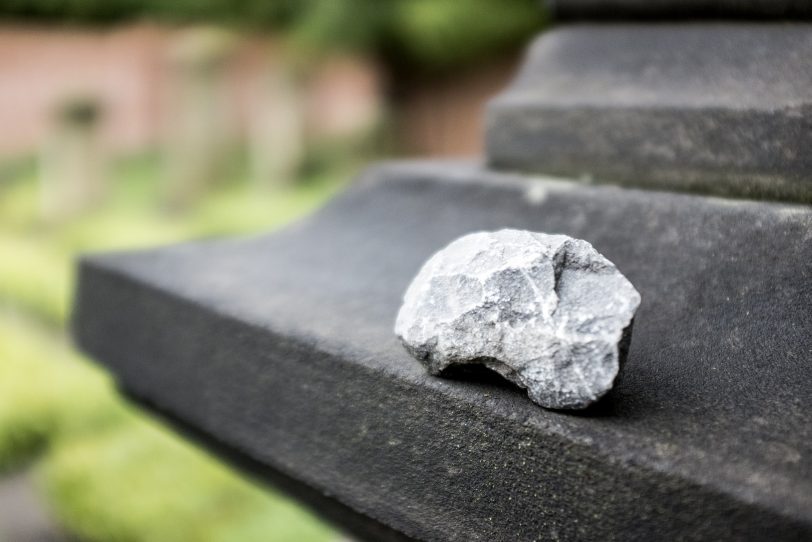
[486,24,812,203]
[547,0,812,20]
[395,230,640,409]
[72,161,812,541]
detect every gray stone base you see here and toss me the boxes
[73,161,812,541]
[486,24,812,203]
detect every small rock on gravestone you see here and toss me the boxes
[395,229,641,409]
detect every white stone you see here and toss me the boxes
[394,229,641,409]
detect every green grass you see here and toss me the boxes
[0,235,71,325]
[0,155,347,326]
[0,309,337,542]
[0,152,348,541]
[0,314,124,471]
[40,416,335,542]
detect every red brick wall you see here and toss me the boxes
[0,23,518,160]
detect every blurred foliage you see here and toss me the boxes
[0,313,334,541]
[0,0,546,69]
[0,153,347,540]
[0,315,124,471]
[391,0,543,68]
[41,416,334,542]
[0,234,70,325]
[0,154,347,326]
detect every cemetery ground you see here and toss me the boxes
[0,153,349,541]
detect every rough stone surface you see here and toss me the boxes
[486,24,812,203]
[547,0,812,20]
[395,230,640,409]
[72,161,812,541]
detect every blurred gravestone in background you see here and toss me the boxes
[248,53,306,188]
[39,96,107,222]
[163,27,237,209]
[302,55,385,173]
[0,0,545,169]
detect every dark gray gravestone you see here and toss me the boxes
[73,162,812,542]
[547,0,812,19]
[486,24,812,203]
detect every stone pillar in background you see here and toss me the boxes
[39,96,107,222]
[248,55,305,188]
[248,52,384,188]
[163,26,236,209]
[303,55,385,172]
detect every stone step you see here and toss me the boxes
[72,161,812,541]
[486,24,812,203]
[547,0,812,20]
